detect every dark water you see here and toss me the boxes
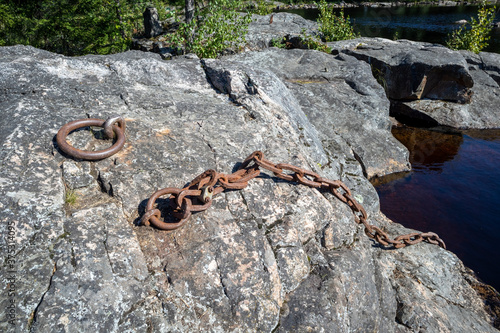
[281,5,500,53]
[374,127,500,291]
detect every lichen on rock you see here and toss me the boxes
[0,39,498,333]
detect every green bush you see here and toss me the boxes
[165,0,252,58]
[270,37,287,48]
[0,0,171,55]
[300,29,332,53]
[248,0,274,15]
[0,4,15,46]
[446,5,496,54]
[317,0,358,42]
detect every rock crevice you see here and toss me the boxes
[0,42,498,332]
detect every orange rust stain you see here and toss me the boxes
[155,128,171,137]
[114,144,134,164]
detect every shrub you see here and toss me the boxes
[317,0,358,42]
[248,0,274,15]
[446,5,496,54]
[270,37,287,48]
[300,29,332,53]
[0,0,171,55]
[165,0,252,58]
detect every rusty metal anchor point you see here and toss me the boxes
[56,115,126,160]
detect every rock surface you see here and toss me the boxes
[205,48,410,178]
[134,11,499,130]
[330,37,500,129]
[245,12,318,50]
[330,37,474,103]
[0,45,498,333]
[132,12,319,58]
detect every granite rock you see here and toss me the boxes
[0,45,497,332]
[133,12,499,130]
[331,37,500,129]
[204,47,410,178]
[329,37,474,103]
[245,12,319,50]
[390,49,500,129]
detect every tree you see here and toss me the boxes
[185,0,194,23]
[317,0,358,42]
[0,4,14,46]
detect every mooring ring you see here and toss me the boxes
[56,116,126,160]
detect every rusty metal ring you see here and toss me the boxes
[145,187,191,231]
[56,116,126,160]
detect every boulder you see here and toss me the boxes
[329,37,474,104]
[0,45,498,332]
[331,38,500,129]
[245,12,319,50]
[390,50,500,129]
[478,51,500,85]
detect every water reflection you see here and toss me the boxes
[279,5,500,53]
[374,126,500,292]
[392,126,463,172]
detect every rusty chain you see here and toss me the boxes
[142,151,446,250]
[56,115,126,160]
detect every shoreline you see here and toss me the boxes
[274,0,500,10]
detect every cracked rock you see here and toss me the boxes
[62,160,95,189]
[0,44,498,333]
[330,37,500,129]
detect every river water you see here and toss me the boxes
[374,127,500,292]
[279,5,500,290]
[281,4,500,53]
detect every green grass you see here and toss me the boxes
[65,189,77,206]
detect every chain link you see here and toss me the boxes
[142,151,446,249]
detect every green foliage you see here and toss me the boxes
[0,0,171,55]
[0,4,15,46]
[270,33,331,53]
[316,0,358,42]
[165,0,252,58]
[446,5,496,54]
[65,189,77,206]
[270,37,287,48]
[38,1,128,55]
[248,0,274,15]
[300,30,331,53]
